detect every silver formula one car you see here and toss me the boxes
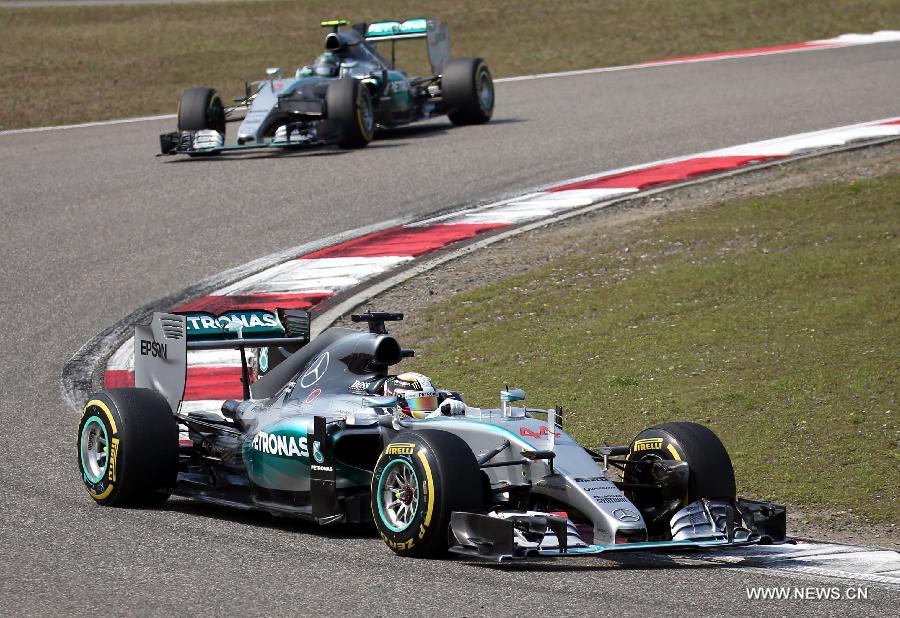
[77,310,785,560]
[159,17,494,156]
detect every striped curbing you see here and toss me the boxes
[101,115,900,406]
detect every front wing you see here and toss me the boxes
[159,131,328,156]
[449,511,760,562]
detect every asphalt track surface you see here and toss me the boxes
[2,42,899,616]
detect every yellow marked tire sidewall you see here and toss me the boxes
[626,429,688,507]
[78,398,121,502]
[355,87,373,141]
[627,433,684,462]
[371,442,437,554]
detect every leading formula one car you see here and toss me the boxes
[77,310,786,560]
[159,17,494,156]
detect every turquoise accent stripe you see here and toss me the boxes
[79,415,108,484]
[545,538,732,556]
[415,417,534,450]
[376,458,418,533]
[270,417,311,435]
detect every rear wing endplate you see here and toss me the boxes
[133,312,309,411]
[134,313,187,414]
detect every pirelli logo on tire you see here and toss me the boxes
[379,532,415,552]
[109,437,120,483]
[385,443,416,456]
[632,438,664,452]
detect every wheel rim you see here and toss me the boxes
[80,416,109,484]
[626,451,688,511]
[358,91,374,136]
[478,69,494,111]
[209,95,224,132]
[377,459,419,532]
[356,86,375,139]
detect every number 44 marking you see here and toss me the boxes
[520,426,560,439]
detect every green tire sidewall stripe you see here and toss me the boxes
[376,457,419,533]
[79,415,109,484]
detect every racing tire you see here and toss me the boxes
[177,87,226,134]
[624,421,736,509]
[77,389,178,507]
[442,57,494,125]
[326,79,375,148]
[371,430,483,558]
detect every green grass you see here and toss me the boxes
[402,174,900,523]
[2,0,899,128]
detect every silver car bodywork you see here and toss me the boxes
[129,311,775,561]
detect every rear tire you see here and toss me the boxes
[372,430,483,558]
[177,87,226,134]
[77,389,178,507]
[442,57,494,125]
[326,79,374,148]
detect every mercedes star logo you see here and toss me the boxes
[299,352,329,388]
[613,508,641,522]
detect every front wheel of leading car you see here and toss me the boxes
[326,78,375,148]
[77,389,178,507]
[371,430,484,558]
[441,57,494,125]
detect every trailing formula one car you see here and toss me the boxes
[77,310,786,560]
[159,17,494,156]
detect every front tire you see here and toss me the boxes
[326,79,375,148]
[177,87,226,134]
[442,57,494,125]
[371,430,483,558]
[77,389,178,507]
[623,422,736,536]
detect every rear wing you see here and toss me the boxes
[361,17,450,75]
[133,311,309,411]
[365,18,430,41]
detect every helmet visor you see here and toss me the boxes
[402,393,439,413]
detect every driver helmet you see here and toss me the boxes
[383,372,439,419]
[313,52,340,77]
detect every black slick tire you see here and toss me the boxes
[177,87,226,134]
[442,57,494,125]
[326,79,374,148]
[371,430,483,558]
[76,389,178,507]
[625,421,736,502]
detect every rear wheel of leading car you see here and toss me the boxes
[371,430,483,558]
[77,389,178,507]
[326,79,375,148]
[442,57,494,125]
[623,422,736,534]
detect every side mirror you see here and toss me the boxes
[362,396,397,408]
[501,388,526,418]
[266,67,283,79]
[500,389,525,403]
